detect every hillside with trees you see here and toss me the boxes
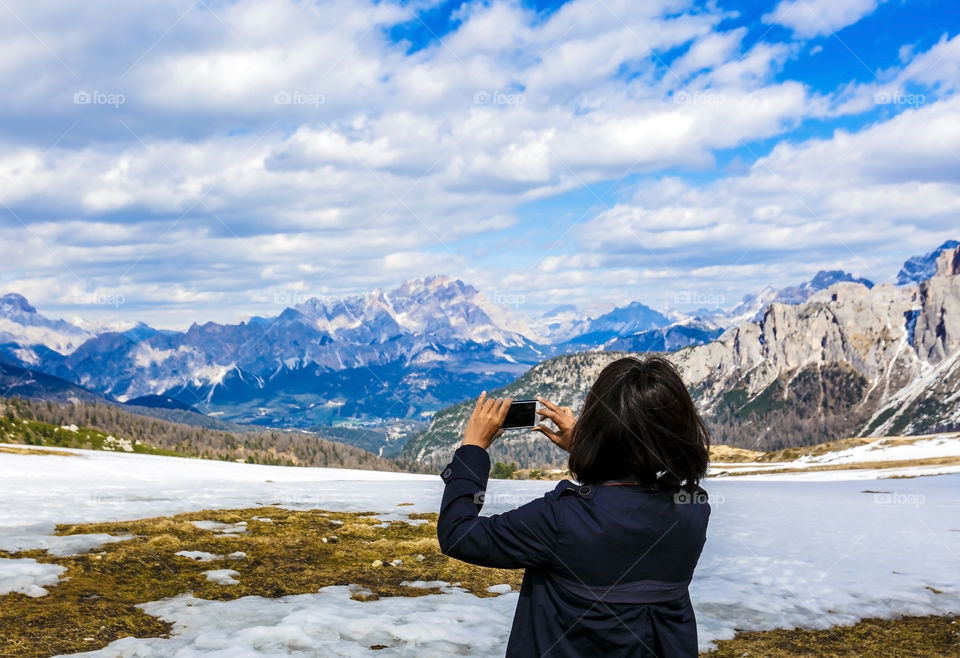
[0,397,429,473]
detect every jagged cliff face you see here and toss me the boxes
[406,247,960,467]
[915,247,960,362]
[676,282,919,408]
[682,252,960,441]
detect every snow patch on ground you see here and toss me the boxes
[486,584,514,594]
[0,558,66,597]
[799,435,960,465]
[203,569,240,585]
[61,587,519,657]
[191,520,247,535]
[0,533,134,557]
[176,550,246,562]
[400,580,449,589]
[175,551,219,562]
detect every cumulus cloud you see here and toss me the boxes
[570,95,960,311]
[763,0,880,38]
[0,0,954,327]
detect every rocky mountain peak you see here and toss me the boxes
[936,244,960,277]
[0,292,37,315]
[897,239,960,285]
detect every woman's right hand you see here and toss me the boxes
[533,396,576,452]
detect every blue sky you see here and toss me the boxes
[1,0,959,328]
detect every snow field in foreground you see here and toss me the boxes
[1,445,958,655]
[64,586,520,658]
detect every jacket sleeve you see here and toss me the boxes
[436,444,561,570]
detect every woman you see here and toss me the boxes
[437,356,710,657]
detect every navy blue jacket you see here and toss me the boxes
[438,445,709,657]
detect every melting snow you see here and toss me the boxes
[798,435,960,465]
[203,569,240,585]
[0,558,66,597]
[191,520,248,535]
[175,551,220,562]
[0,532,134,557]
[400,580,450,589]
[0,447,957,654]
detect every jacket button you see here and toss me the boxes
[578,485,592,496]
[441,467,453,479]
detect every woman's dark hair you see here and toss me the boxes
[568,356,709,489]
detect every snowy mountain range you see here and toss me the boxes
[408,244,960,467]
[718,270,875,326]
[896,239,960,285]
[1,242,957,447]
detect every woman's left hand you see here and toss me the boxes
[462,391,512,449]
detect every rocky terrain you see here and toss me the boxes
[406,246,960,468]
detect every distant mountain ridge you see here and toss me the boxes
[562,301,671,346]
[1,241,956,459]
[406,245,960,468]
[720,270,875,326]
[0,293,93,357]
[897,240,960,285]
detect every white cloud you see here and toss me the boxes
[0,0,954,327]
[571,95,960,311]
[764,0,879,38]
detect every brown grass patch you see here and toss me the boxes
[0,444,76,457]
[701,614,960,657]
[0,507,522,657]
[710,445,766,463]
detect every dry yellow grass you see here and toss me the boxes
[0,444,77,457]
[0,506,522,657]
[702,614,960,656]
[709,445,765,462]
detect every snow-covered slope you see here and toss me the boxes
[527,305,588,343]
[0,293,93,357]
[897,239,960,285]
[797,434,960,466]
[709,433,960,480]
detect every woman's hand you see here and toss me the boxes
[462,391,512,450]
[533,396,576,452]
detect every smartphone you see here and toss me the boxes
[501,399,538,430]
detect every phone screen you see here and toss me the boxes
[501,399,537,429]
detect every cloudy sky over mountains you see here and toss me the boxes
[1,0,958,328]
